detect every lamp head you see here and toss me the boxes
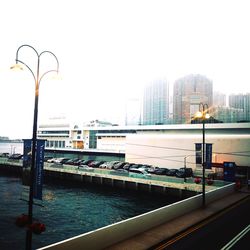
[195,111,203,118]
[205,113,210,119]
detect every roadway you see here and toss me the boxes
[151,194,250,250]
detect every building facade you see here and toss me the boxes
[142,79,169,125]
[212,106,244,123]
[37,120,250,168]
[173,74,213,124]
[229,93,250,122]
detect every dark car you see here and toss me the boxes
[88,161,105,168]
[113,162,127,170]
[123,163,134,170]
[0,152,9,158]
[147,166,159,174]
[59,158,71,164]
[75,160,93,166]
[154,168,169,175]
[176,168,193,178]
[8,154,23,160]
[166,169,178,176]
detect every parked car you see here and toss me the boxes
[139,165,151,172]
[175,168,193,178]
[88,161,105,168]
[0,152,9,158]
[99,161,120,169]
[8,154,23,160]
[43,156,53,162]
[147,166,159,174]
[129,168,151,177]
[154,168,169,175]
[130,164,143,169]
[53,158,65,164]
[59,158,71,164]
[47,158,57,163]
[113,162,127,170]
[123,163,135,170]
[80,160,93,166]
[166,169,178,176]
[63,158,79,165]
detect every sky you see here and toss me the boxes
[0,0,250,139]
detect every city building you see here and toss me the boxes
[211,106,244,123]
[229,93,250,122]
[37,119,250,169]
[173,74,213,124]
[142,79,169,125]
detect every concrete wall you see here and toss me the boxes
[125,134,250,168]
[38,183,235,250]
[97,137,126,151]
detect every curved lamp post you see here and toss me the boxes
[195,103,210,208]
[11,44,59,250]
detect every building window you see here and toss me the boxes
[206,143,213,169]
[195,143,202,164]
[195,143,213,168]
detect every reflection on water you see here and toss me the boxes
[0,175,180,250]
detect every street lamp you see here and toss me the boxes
[11,44,59,250]
[195,103,210,208]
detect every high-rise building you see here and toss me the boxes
[229,93,250,121]
[173,74,213,124]
[212,106,244,123]
[142,79,169,125]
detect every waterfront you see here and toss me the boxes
[0,174,180,250]
[0,141,125,162]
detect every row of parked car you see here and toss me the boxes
[45,157,194,178]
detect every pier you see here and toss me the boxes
[0,158,225,199]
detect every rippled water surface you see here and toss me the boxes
[0,175,180,250]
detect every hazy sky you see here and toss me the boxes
[1,0,250,138]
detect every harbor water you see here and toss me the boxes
[0,174,180,250]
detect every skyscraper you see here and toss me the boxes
[173,74,213,124]
[229,93,250,121]
[142,79,169,125]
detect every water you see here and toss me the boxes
[0,175,180,250]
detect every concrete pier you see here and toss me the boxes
[0,159,220,198]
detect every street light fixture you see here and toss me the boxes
[11,44,59,250]
[195,103,210,208]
